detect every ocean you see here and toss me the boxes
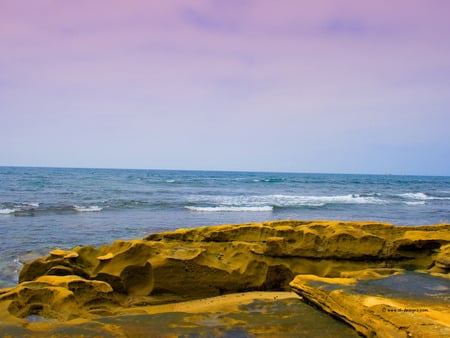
[1,166,450,288]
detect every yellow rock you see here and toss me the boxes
[97,252,114,261]
[49,249,71,257]
[340,268,404,279]
[64,252,79,259]
[7,220,450,336]
[434,244,450,270]
[0,275,114,321]
[290,272,450,338]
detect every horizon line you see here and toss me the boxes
[0,164,448,178]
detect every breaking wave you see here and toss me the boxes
[395,192,450,202]
[184,191,450,212]
[185,206,273,212]
[73,205,103,212]
[0,202,103,216]
[184,193,386,212]
[0,202,41,215]
[0,208,16,215]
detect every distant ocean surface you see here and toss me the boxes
[1,166,450,288]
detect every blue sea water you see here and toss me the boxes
[1,166,450,287]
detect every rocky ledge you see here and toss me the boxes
[1,220,449,337]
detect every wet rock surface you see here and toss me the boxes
[1,220,449,336]
[0,293,361,337]
[290,272,450,338]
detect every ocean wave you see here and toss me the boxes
[0,208,16,215]
[188,194,384,207]
[184,193,386,212]
[404,201,426,206]
[0,198,164,216]
[0,202,40,216]
[269,194,384,206]
[0,201,104,216]
[73,205,103,212]
[251,178,285,183]
[107,199,149,209]
[396,192,450,201]
[397,192,429,200]
[185,206,273,212]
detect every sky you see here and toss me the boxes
[1,0,450,175]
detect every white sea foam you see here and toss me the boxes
[185,193,384,211]
[398,192,450,201]
[0,202,39,215]
[398,192,429,200]
[404,201,426,206]
[267,194,384,206]
[0,208,16,214]
[275,194,381,206]
[73,205,103,212]
[185,206,273,212]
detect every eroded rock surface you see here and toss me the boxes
[290,272,450,338]
[1,220,449,336]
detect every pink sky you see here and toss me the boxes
[1,0,450,175]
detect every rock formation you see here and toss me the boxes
[290,273,450,338]
[1,220,449,336]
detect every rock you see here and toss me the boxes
[290,272,450,338]
[340,268,404,279]
[64,252,79,259]
[19,255,90,283]
[17,221,450,301]
[0,292,362,338]
[97,252,114,261]
[49,249,78,258]
[264,237,286,256]
[433,244,450,272]
[92,241,154,296]
[147,220,450,261]
[20,240,155,296]
[3,220,450,335]
[0,275,115,321]
[47,265,76,276]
